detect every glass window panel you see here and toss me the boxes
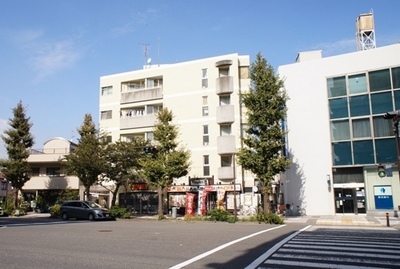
[375,138,397,163]
[392,67,400,89]
[203,166,210,176]
[353,140,374,164]
[371,92,393,114]
[352,118,371,138]
[203,135,209,145]
[348,74,367,94]
[204,155,209,165]
[330,120,350,141]
[332,142,352,166]
[220,125,231,136]
[369,69,391,92]
[394,90,400,110]
[329,97,348,119]
[373,116,394,137]
[221,155,232,167]
[349,95,370,117]
[203,125,208,134]
[327,76,346,97]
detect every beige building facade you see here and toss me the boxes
[100,54,261,214]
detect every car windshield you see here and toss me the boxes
[86,202,102,208]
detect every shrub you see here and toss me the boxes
[109,206,131,219]
[257,212,284,224]
[50,204,61,218]
[206,208,237,222]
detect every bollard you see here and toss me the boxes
[386,212,390,227]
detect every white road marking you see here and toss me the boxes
[169,225,287,269]
[244,225,312,269]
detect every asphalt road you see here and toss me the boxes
[0,217,304,269]
[1,217,399,269]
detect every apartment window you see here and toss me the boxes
[373,116,393,137]
[221,155,232,167]
[348,74,367,94]
[219,68,229,77]
[101,86,113,96]
[202,96,208,106]
[203,125,209,146]
[30,167,40,176]
[147,77,163,88]
[239,66,249,79]
[147,104,163,115]
[349,95,370,117]
[146,132,154,141]
[219,95,230,106]
[392,67,400,89]
[395,90,400,110]
[46,167,61,176]
[369,69,391,92]
[330,120,350,141]
[332,142,352,166]
[371,92,393,114]
[203,155,210,176]
[102,136,112,143]
[202,68,208,88]
[220,125,231,136]
[376,138,397,163]
[101,110,112,120]
[352,118,371,138]
[202,107,209,116]
[353,140,374,164]
[327,76,346,97]
[329,97,348,119]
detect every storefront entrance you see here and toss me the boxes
[334,188,366,214]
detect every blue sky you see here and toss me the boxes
[1,1,400,158]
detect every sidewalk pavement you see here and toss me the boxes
[283,214,400,228]
[12,212,400,229]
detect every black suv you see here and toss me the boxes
[60,200,112,221]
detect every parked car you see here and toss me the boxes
[60,200,113,221]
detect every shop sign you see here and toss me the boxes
[374,185,393,209]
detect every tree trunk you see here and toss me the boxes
[84,186,90,201]
[158,186,164,219]
[110,183,122,207]
[263,192,271,214]
[14,189,19,209]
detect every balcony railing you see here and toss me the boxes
[216,105,235,124]
[120,114,157,129]
[121,86,163,104]
[216,76,233,95]
[217,135,236,155]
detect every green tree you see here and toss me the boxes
[141,108,190,219]
[1,101,34,209]
[64,114,104,201]
[99,139,148,206]
[237,53,290,213]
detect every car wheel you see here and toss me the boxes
[88,213,95,221]
[61,212,68,220]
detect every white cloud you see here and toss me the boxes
[311,38,356,57]
[29,39,81,82]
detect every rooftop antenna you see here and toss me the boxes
[142,43,151,68]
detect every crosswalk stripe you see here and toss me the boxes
[256,227,400,268]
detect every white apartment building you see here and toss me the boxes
[278,43,400,216]
[19,137,112,208]
[99,54,261,214]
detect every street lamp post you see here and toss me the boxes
[383,110,400,175]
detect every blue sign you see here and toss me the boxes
[374,186,393,209]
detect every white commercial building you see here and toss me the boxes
[278,43,400,216]
[99,54,261,215]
